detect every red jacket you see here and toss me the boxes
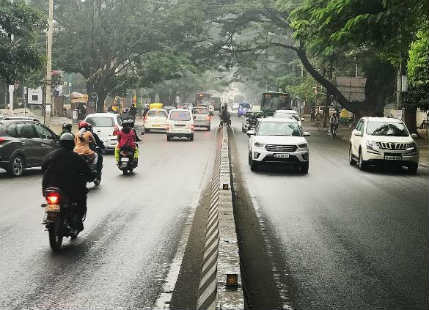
[117,129,136,148]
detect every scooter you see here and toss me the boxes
[117,146,138,175]
[41,187,84,251]
[80,147,102,186]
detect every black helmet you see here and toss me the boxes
[62,123,72,132]
[59,132,75,150]
[122,119,134,127]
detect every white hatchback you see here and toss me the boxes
[349,117,419,173]
[85,113,122,151]
[248,118,310,173]
[144,109,168,132]
[166,109,194,141]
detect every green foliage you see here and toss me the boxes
[0,0,46,84]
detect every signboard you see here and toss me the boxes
[336,76,367,102]
[28,87,43,105]
[70,92,88,103]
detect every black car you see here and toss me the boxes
[0,119,59,176]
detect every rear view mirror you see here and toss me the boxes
[247,130,255,136]
[411,133,418,139]
[301,117,305,121]
[354,130,362,137]
[303,131,311,137]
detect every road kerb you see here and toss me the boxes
[196,127,244,310]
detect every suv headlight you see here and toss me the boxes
[366,140,378,151]
[406,142,417,152]
[298,143,308,149]
[254,142,265,148]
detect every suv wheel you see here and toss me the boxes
[408,163,418,175]
[358,149,367,170]
[301,162,309,174]
[8,155,25,177]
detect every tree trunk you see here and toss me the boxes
[404,105,417,134]
[97,91,107,113]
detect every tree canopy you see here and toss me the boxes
[0,0,46,84]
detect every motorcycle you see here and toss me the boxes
[117,146,138,175]
[41,187,83,251]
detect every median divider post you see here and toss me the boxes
[196,126,244,310]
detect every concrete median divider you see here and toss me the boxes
[196,126,244,310]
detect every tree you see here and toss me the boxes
[0,0,46,84]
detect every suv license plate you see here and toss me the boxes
[274,153,289,159]
[385,155,401,160]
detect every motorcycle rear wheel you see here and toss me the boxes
[49,216,64,251]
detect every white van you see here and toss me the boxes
[166,109,194,141]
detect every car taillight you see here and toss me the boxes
[113,126,119,135]
[0,137,7,144]
[206,116,210,120]
[46,192,60,205]
[191,124,195,130]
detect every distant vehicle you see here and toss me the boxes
[85,113,122,152]
[192,107,211,131]
[242,111,263,133]
[273,110,303,127]
[260,92,291,116]
[0,119,59,176]
[349,117,419,173]
[166,109,194,141]
[210,97,222,111]
[238,102,251,117]
[144,109,168,132]
[164,105,176,115]
[195,93,211,106]
[247,117,310,173]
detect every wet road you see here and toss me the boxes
[231,117,428,310]
[0,128,215,309]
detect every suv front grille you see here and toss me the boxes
[265,144,297,152]
[376,142,409,150]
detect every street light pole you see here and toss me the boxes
[45,0,54,124]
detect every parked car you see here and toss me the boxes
[85,113,122,151]
[247,117,310,173]
[166,109,194,141]
[192,107,211,131]
[144,109,169,132]
[273,110,303,127]
[0,119,59,176]
[349,117,419,173]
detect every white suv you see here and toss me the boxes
[349,117,419,173]
[248,118,310,173]
[85,113,122,151]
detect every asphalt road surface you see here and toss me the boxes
[0,127,215,310]
[231,117,428,310]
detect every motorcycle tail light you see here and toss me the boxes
[46,192,60,205]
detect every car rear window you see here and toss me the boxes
[86,117,115,127]
[193,108,209,114]
[170,111,191,121]
[148,110,167,118]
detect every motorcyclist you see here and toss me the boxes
[42,133,92,231]
[329,112,339,136]
[86,123,105,177]
[74,121,98,166]
[61,123,74,137]
[114,119,139,163]
[220,104,231,126]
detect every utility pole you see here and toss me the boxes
[45,0,54,124]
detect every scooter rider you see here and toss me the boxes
[42,133,92,232]
[220,104,231,126]
[87,123,105,176]
[114,119,139,163]
[74,121,98,166]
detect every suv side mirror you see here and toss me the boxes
[303,131,311,137]
[353,130,362,137]
[411,133,418,139]
[247,130,255,136]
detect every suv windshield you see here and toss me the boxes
[258,121,302,136]
[366,121,409,137]
[86,117,114,127]
[170,111,191,121]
